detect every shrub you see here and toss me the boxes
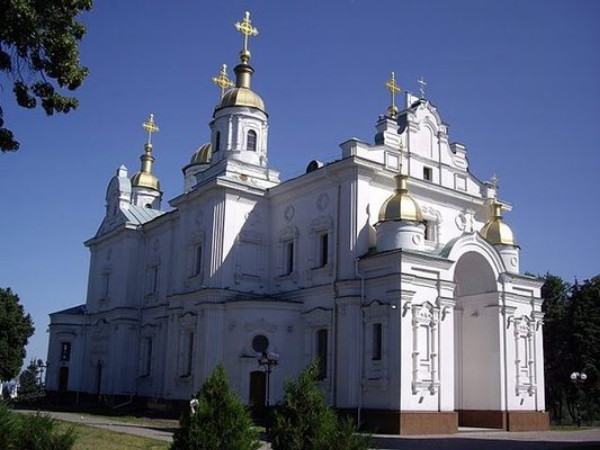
[271,362,370,450]
[171,364,259,450]
[0,402,76,450]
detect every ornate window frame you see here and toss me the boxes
[411,302,440,395]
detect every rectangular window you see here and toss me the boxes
[423,167,432,181]
[372,323,382,361]
[194,245,202,276]
[319,233,329,267]
[316,329,328,380]
[186,332,194,376]
[60,342,71,361]
[286,241,295,275]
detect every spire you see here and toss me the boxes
[385,72,401,117]
[233,11,259,89]
[131,114,161,191]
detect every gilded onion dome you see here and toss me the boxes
[217,61,265,111]
[131,143,161,190]
[379,173,423,222]
[216,11,265,112]
[190,143,213,165]
[480,201,518,246]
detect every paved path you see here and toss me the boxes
[372,429,600,449]
[16,410,600,450]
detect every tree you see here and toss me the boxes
[1,402,75,450]
[567,276,600,423]
[171,364,259,450]
[542,274,600,424]
[0,0,93,152]
[0,287,34,381]
[18,360,43,401]
[541,274,571,422]
[271,362,370,450]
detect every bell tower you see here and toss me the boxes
[209,12,269,170]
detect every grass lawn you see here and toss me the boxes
[57,422,170,450]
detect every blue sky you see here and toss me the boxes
[0,0,598,369]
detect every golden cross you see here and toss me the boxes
[385,72,401,117]
[417,76,427,98]
[142,114,159,145]
[212,64,234,99]
[234,11,259,56]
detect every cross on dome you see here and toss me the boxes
[142,114,159,146]
[212,64,234,99]
[385,72,401,117]
[235,11,259,62]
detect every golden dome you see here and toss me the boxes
[218,87,265,111]
[379,174,423,222]
[480,201,517,246]
[131,143,160,190]
[190,143,212,165]
[131,170,160,190]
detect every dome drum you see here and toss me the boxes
[376,220,425,252]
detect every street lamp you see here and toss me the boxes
[570,371,587,427]
[257,350,279,433]
[36,359,48,387]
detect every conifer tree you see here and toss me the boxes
[171,364,259,450]
[271,362,370,450]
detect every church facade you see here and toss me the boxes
[46,12,548,434]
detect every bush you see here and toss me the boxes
[271,362,370,450]
[171,364,259,450]
[0,401,75,450]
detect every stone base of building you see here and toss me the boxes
[339,409,458,435]
[457,410,549,431]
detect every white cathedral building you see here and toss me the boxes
[46,12,549,434]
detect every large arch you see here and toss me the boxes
[448,235,505,428]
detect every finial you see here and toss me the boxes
[142,114,159,146]
[212,64,234,99]
[490,173,499,191]
[417,76,427,98]
[385,72,401,117]
[234,11,259,63]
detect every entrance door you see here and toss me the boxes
[249,371,266,420]
[58,367,69,393]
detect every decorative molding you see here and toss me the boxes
[244,318,278,333]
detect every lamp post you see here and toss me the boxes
[36,359,48,388]
[570,371,587,427]
[258,350,279,433]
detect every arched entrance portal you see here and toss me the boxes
[454,251,503,428]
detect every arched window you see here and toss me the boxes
[214,131,221,152]
[246,130,257,152]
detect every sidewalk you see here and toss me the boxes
[16,410,600,450]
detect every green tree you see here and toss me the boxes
[567,276,600,423]
[171,364,259,450]
[1,402,75,450]
[271,362,370,450]
[542,273,572,422]
[0,287,34,380]
[0,0,92,152]
[18,360,43,401]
